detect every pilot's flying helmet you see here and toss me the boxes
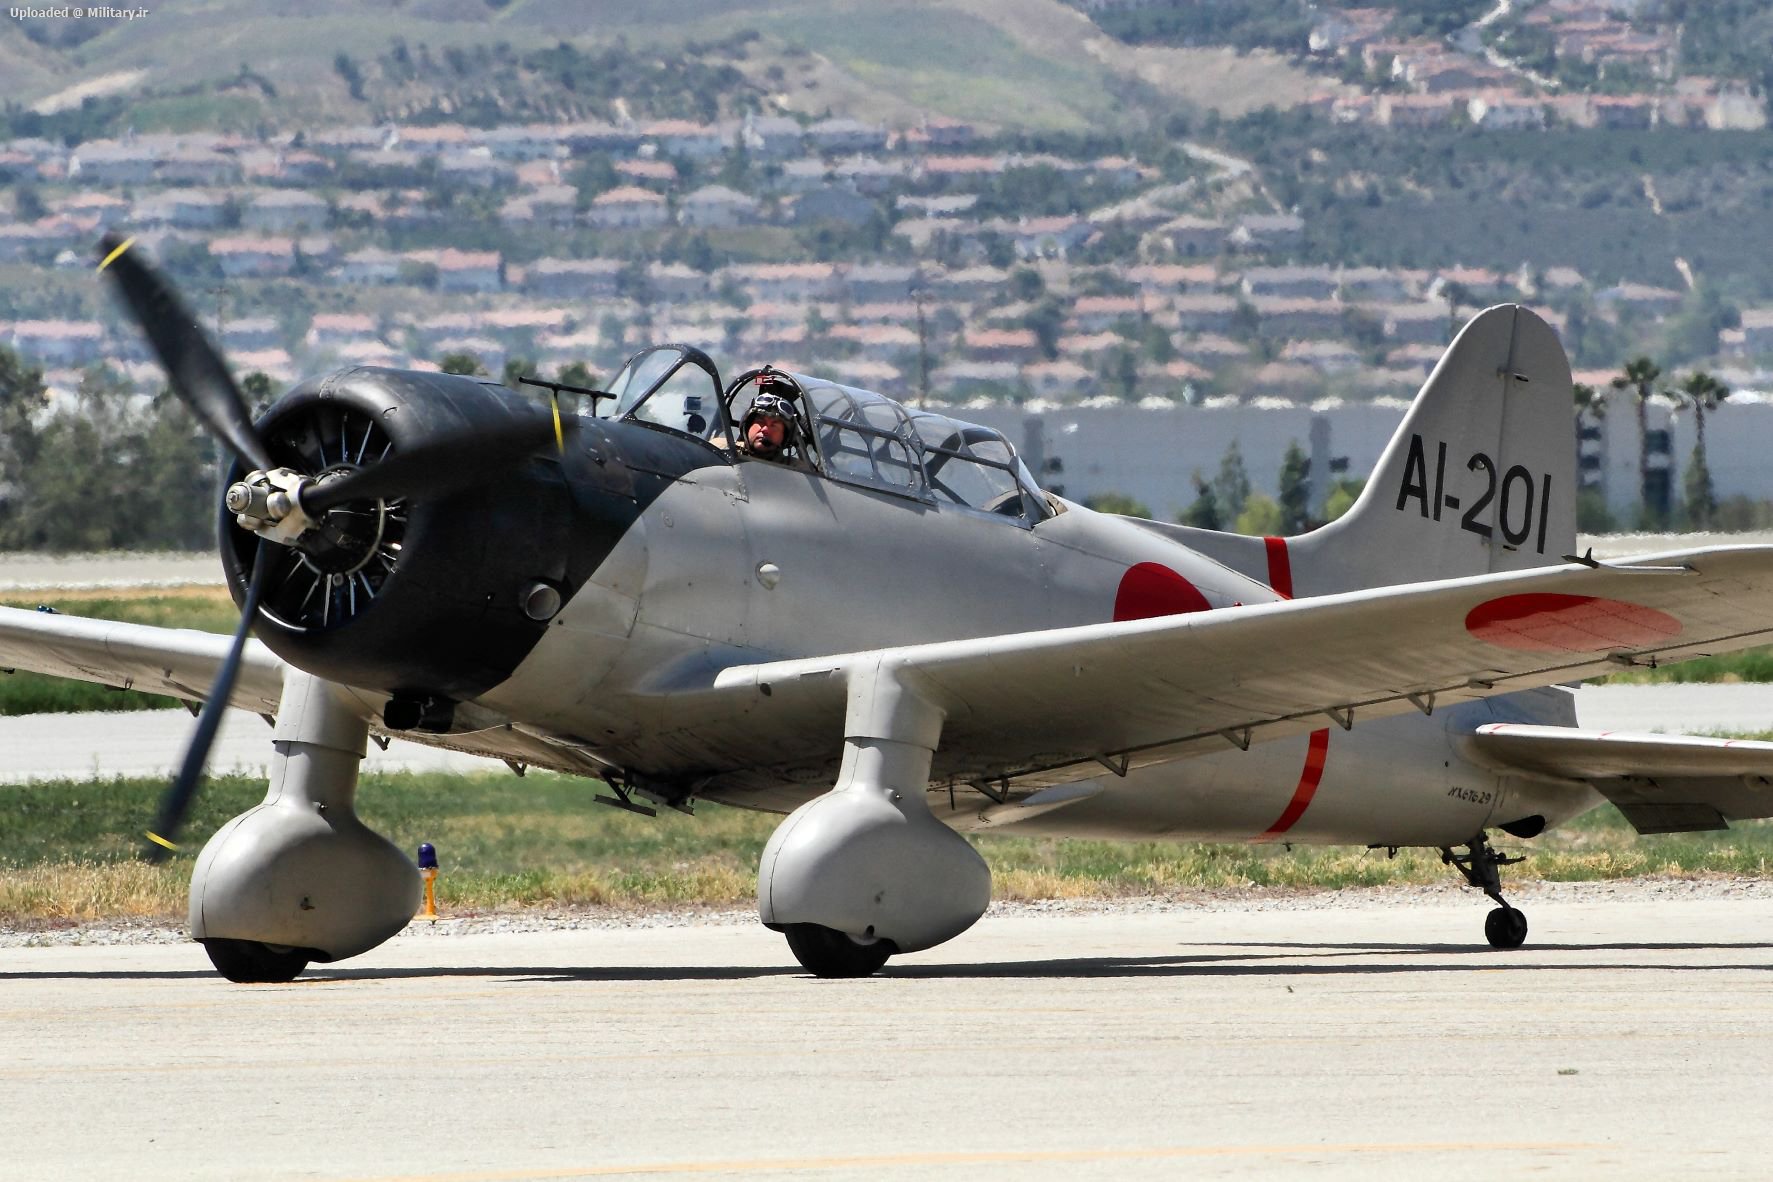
[746,391,795,426]
[745,369,799,426]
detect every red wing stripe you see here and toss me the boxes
[1263,536,1293,599]
[1255,728,1331,842]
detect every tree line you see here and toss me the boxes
[0,347,220,551]
[1087,439,1363,535]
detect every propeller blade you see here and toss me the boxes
[97,233,276,474]
[300,415,554,515]
[145,538,273,863]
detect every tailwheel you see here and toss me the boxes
[783,923,896,978]
[202,938,311,983]
[1440,832,1530,951]
[1484,906,1529,949]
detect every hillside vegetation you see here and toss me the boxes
[0,0,1336,137]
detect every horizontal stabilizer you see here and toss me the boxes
[1466,722,1773,833]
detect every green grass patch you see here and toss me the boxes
[4,769,1772,922]
[0,589,236,715]
[1600,644,1773,684]
[130,92,268,135]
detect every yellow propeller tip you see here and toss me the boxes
[551,394,564,454]
[97,236,136,273]
[145,831,178,851]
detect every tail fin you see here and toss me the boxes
[1131,304,1576,598]
[1288,303,1575,596]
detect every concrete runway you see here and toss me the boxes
[7,892,1773,1181]
[0,709,499,784]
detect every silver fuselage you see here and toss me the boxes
[472,455,1600,848]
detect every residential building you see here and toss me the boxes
[332,247,404,286]
[1021,358,1098,400]
[643,120,732,161]
[243,189,331,233]
[646,262,712,304]
[523,258,625,299]
[1155,215,1229,258]
[787,186,877,228]
[433,249,503,294]
[1249,297,1345,339]
[963,327,1042,363]
[1228,213,1305,254]
[1242,265,1340,301]
[305,312,380,349]
[1172,294,1242,335]
[9,320,104,365]
[438,150,511,188]
[842,263,921,304]
[131,189,230,230]
[678,184,760,228]
[742,115,806,158]
[808,118,888,155]
[614,158,678,188]
[208,235,297,278]
[724,262,842,305]
[499,184,578,229]
[586,186,669,230]
[1468,93,1547,131]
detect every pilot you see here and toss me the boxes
[738,388,798,464]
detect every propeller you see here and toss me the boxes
[144,537,270,862]
[98,233,275,474]
[97,234,557,858]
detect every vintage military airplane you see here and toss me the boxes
[7,234,1773,984]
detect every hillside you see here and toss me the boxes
[0,0,1327,135]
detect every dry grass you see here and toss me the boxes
[0,861,190,924]
[6,769,1773,924]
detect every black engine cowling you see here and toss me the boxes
[220,367,580,704]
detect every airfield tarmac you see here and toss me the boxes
[6,885,1773,1181]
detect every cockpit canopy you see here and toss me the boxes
[597,344,1053,526]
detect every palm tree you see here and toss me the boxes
[1669,370,1730,529]
[1572,380,1604,431]
[1612,356,1662,525]
[1572,380,1603,495]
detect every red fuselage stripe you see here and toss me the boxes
[1257,727,1332,841]
[1263,536,1293,600]
[1256,535,1328,840]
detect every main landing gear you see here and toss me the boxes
[1440,833,1529,949]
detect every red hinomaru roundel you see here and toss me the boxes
[1114,562,1212,622]
[1464,593,1682,653]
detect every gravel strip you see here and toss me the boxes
[9,876,1773,949]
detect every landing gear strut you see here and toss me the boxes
[1440,833,1528,949]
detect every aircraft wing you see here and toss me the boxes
[0,605,285,712]
[711,546,1773,788]
[1464,722,1773,834]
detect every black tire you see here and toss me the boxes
[1483,906,1529,950]
[783,923,895,978]
[202,938,311,983]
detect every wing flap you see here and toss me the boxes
[0,605,284,711]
